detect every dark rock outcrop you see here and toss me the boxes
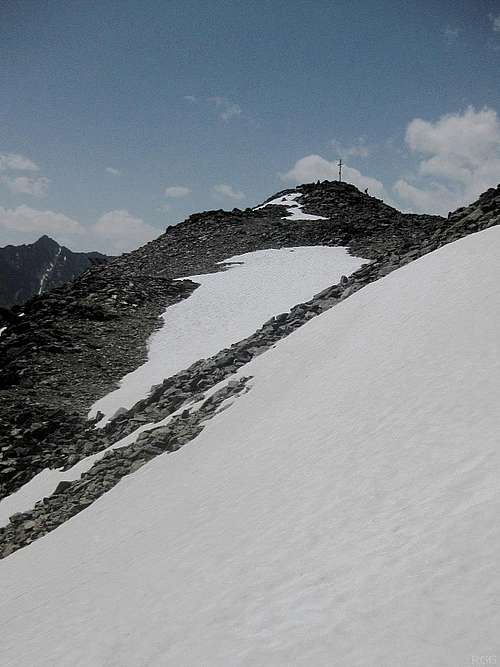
[0,234,109,308]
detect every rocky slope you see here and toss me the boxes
[0,234,108,308]
[0,180,499,557]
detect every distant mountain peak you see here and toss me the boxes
[35,235,60,249]
[0,238,109,308]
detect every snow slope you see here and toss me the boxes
[255,192,328,220]
[89,246,365,424]
[2,227,500,666]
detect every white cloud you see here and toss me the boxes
[164,185,190,198]
[394,106,500,214]
[90,210,159,253]
[0,153,39,172]
[491,13,500,32]
[208,97,242,122]
[213,183,245,201]
[405,107,499,160]
[280,154,388,199]
[183,95,197,103]
[0,205,159,255]
[331,138,370,159]
[393,180,460,215]
[0,175,50,197]
[221,104,242,122]
[0,151,49,196]
[106,167,121,176]
[0,205,82,237]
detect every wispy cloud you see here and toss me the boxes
[0,153,39,172]
[106,167,121,176]
[331,137,371,159]
[186,95,243,122]
[0,175,50,197]
[208,96,242,122]
[213,183,245,201]
[164,185,190,198]
[0,151,49,196]
[491,13,500,32]
[221,104,242,122]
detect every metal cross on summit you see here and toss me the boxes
[338,158,343,182]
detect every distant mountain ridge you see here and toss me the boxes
[0,235,109,308]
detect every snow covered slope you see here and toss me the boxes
[255,191,328,220]
[1,227,500,666]
[89,246,365,424]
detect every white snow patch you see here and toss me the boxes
[255,191,328,220]
[89,246,366,425]
[2,227,500,665]
[38,246,62,295]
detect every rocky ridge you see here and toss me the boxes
[1,180,500,558]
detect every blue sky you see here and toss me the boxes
[1,0,500,252]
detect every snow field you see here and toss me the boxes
[255,191,328,220]
[89,246,366,425]
[1,228,500,665]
